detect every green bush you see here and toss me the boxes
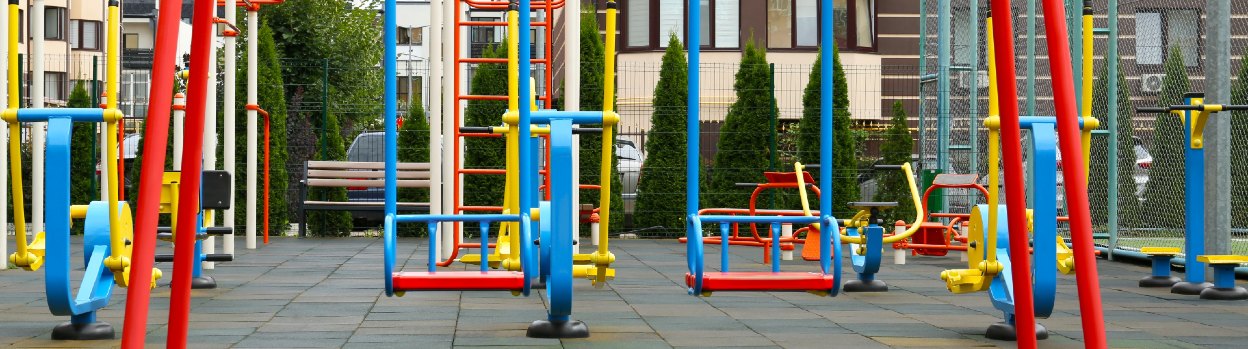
[873,102,915,224]
[704,41,774,211]
[797,48,858,217]
[1231,48,1248,227]
[232,20,292,236]
[633,34,687,232]
[1142,47,1190,229]
[463,42,508,210]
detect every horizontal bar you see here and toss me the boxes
[395,214,520,223]
[918,74,939,83]
[1093,28,1110,36]
[947,145,973,150]
[949,65,974,72]
[1018,116,1088,129]
[459,57,549,64]
[459,168,506,175]
[1091,129,1110,135]
[459,21,550,27]
[697,215,821,224]
[3,108,122,123]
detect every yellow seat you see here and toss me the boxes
[1141,247,1181,256]
[1196,255,1248,265]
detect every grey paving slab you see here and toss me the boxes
[3,237,1248,348]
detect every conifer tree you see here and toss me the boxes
[397,94,430,236]
[633,34,687,231]
[704,41,774,210]
[797,47,858,216]
[68,82,94,234]
[463,42,509,209]
[1087,60,1142,227]
[873,102,914,224]
[1142,47,1190,229]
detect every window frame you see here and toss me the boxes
[44,6,67,41]
[123,33,139,50]
[44,72,67,102]
[72,20,103,51]
[1134,8,1203,68]
[621,0,877,52]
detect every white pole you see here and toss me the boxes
[223,0,238,256]
[893,223,906,265]
[782,224,793,260]
[0,1,7,268]
[31,0,45,237]
[960,222,969,262]
[566,0,581,249]
[441,0,457,254]
[245,7,259,249]
[173,94,185,167]
[429,0,449,258]
[203,20,220,270]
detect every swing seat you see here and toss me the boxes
[686,272,836,292]
[392,271,527,291]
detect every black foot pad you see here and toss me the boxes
[1172,281,1214,295]
[526,320,589,338]
[191,276,218,289]
[52,321,114,340]
[985,322,1048,341]
[1200,286,1248,300]
[843,279,888,293]
[1140,275,1182,288]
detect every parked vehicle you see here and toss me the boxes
[345,132,386,223]
[616,139,643,200]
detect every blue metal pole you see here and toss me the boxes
[519,0,534,249]
[819,0,835,277]
[1183,109,1206,285]
[687,0,700,226]
[383,0,397,218]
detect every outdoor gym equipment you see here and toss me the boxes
[1137,94,1248,296]
[939,2,1107,346]
[1195,255,1248,300]
[684,0,841,296]
[3,0,162,340]
[676,170,816,262]
[793,163,924,293]
[893,174,986,260]
[381,0,617,338]
[1139,247,1182,287]
[153,171,236,289]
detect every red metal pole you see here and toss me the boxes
[264,109,271,244]
[987,1,1037,347]
[1038,1,1107,347]
[167,0,215,346]
[120,0,184,346]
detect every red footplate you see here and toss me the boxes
[685,272,836,292]
[912,223,951,256]
[392,271,526,291]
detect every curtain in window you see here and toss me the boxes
[700,0,711,45]
[69,19,79,47]
[660,0,684,47]
[84,22,100,50]
[714,0,739,48]
[767,0,792,48]
[795,0,817,46]
[1168,9,1199,67]
[854,0,873,48]
[1135,12,1162,65]
[628,0,650,46]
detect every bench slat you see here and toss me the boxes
[306,179,429,188]
[307,161,430,171]
[307,169,429,180]
[303,200,429,207]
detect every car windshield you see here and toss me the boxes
[347,133,386,162]
[617,145,641,161]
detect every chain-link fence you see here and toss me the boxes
[919,1,1248,259]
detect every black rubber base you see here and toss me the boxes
[1139,275,1182,288]
[842,279,889,293]
[985,321,1048,341]
[1172,281,1214,295]
[51,321,114,340]
[526,320,589,338]
[191,276,217,289]
[1199,286,1248,300]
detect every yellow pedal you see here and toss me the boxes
[574,265,615,280]
[28,232,46,257]
[458,253,503,269]
[940,269,988,294]
[1055,235,1075,275]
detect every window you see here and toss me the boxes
[469,17,497,57]
[71,20,102,50]
[412,27,423,45]
[124,33,139,49]
[625,0,740,49]
[45,7,67,41]
[765,0,872,50]
[44,72,66,102]
[1135,9,1200,67]
[397,26,411,45]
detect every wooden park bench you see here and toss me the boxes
[299,161,431,237]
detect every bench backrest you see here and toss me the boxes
[304,161,431,188]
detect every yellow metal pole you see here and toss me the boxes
[103,0,128,275]
[5,2,36,270]
[591,2,619,282]
[984,14,1000,267]
[1079,5,1097,182]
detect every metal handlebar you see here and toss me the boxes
[459,126,495,134]
[873,164,904,171]
[1136,104,1248,114]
